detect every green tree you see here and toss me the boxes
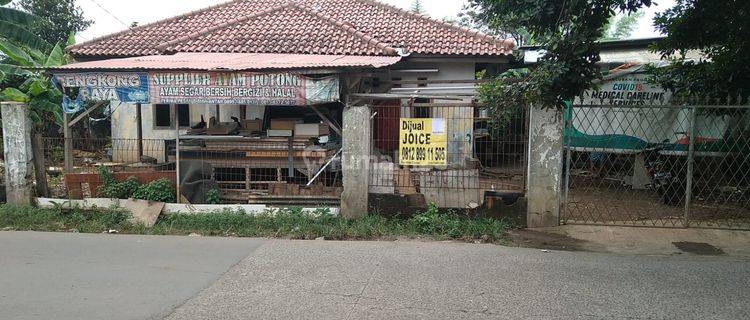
[601,11,644,40]
[0,0,50,52]
[648,0,749,100]
[410,0,424,14]
[455,3,532,45]
[16,0,91,46]
[468,0,652,113]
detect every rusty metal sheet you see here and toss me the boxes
[53,53,401,71]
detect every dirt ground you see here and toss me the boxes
[564,176,750,229]
[530,224,750,256]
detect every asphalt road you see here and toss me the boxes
[2,232,749,320]
[0,232,264,320]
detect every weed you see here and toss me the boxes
[0,204,513,243]
[96,166,139,199]
[132,179,175,203]
[205,188,221,204]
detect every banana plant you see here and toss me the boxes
[0,40,66,126]
[0,0,67,127]
[0,0,52,55]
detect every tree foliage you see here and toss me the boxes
[16,0,91,46]
[648,0,749,100]
[0,0,50,52]
[601,11,644,40]
[469,0,652,113]
[410,0,424,14]
[458,2,532,45]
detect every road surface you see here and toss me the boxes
[1,232,748,319]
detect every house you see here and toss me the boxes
[51,0,518,206]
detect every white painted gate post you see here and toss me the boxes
[526,105,563,227]
[2,102,35,205]
[341,104,371,219]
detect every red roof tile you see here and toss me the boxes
[68,0,514,58]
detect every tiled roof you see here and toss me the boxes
[68,0,514,58]
[158,3,397,56]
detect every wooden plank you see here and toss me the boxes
[383,79,490,85]
[31,133,49,197]
[64,171,176,199]
[244,150,330,158]
[245,166,251,190]
[309,105,342,135]
[348,93,466,100]
[395,168,417,195]
[63,113,73,173]
[68,101,105,128]
[136,103,143,158]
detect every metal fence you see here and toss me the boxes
[562,102,750,229]
[39,136,342,205]
[369,103,527,209]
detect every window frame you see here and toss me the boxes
[152,104,191,129]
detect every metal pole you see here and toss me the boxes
[174,108,181,204]
[563,106,573,224]
[287,136,294,178]
[306,148,343,186]
[683,105,697,227]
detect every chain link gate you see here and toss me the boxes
[562,101,750,229]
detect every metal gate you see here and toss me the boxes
[369,102,527,210]
[562,101,750,229]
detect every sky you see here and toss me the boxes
[74,0,676,44]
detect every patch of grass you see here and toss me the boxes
[0,204,138,233]
[0,205,514,243]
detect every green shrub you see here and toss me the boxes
[205,188,221,204]
[96,166,140,199]
[132,178,176,203]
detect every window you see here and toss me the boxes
[414,78,431,117]
[153,104,172,128]
[177,104,190,127]
[153,104,191,129]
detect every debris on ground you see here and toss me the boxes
[125,199,165,227]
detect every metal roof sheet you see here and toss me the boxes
[52,53,401,71]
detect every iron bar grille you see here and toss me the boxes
[369,103,528,209]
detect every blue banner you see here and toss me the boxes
[53,72,150,104]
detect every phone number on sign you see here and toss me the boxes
[400,146,446,164]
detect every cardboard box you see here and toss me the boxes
[242,119,262,131]
[270,119,302,131]
[294,123,330,137]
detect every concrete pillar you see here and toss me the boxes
[526,105,563,227]
[2,102,35,205]
[341,104,371,219]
